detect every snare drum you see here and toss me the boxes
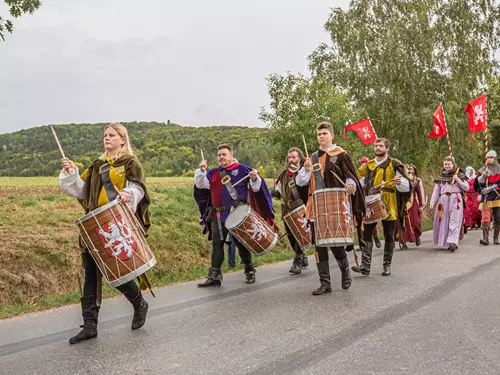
[312,188,354,247]
[364,194,388,224]
[76,200,156,288]
[283,205,312,251]
[225,205,278,256]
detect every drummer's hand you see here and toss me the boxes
[119,190,132,204]
[249,169,259,182]
[199,160,207,173]
[346,184,355,195]
[62,158,76,173]
[394,176,402,185]
[303,158,312,172]
[477,195,481,202]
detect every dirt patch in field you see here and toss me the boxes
[0,187,63,196]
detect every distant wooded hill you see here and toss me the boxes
[0,122,277,177]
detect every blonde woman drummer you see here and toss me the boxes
[60,123,151,344]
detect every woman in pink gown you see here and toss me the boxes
[430,157,468,252]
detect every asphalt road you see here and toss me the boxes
[1,229,500,375]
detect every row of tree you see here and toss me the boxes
[260,0,500,172]
[0,122,280,177]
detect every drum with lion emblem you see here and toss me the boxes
[75,199,156,288]
[225,204,278,256]
[283,204,312,251]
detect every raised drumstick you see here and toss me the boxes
[201,149,205,161]
[302,134,309,157]
[51,126,74,174]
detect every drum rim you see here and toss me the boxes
[225,204,251,229]
[252,229,279,256]
[312,187,346,195]
[108,256,157,288]
[283,204,306,218]
[75,200,120,225]
[365,193,382,203]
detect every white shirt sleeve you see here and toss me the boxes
[345,178,357,193]
[122,181,145,213]
[359,176,366,188]
[249,175,262,192]
[276,181,282,194]
[296,167,311,187]
[396,171,410,192]
[59,168,84,200]
[194,169,210,189]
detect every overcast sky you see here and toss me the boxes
[0,1,348,134]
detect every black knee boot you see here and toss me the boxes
[197,267,223,287]
[312,261,332,295]
[69,295,98,344]
[118,281,149,330]
[336,257,352,290]
[480,224,490,245]
[382,242,395,276]
[494,224,500,245]
[289,251,304,274]
[244,264,256,284]
[352,242,373,275]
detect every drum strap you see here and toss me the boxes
[99,163,118,202]
[220,169,240,201]
[216,211,225,241]
[312,152,326,190]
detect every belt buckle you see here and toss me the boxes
[312,163,322,173]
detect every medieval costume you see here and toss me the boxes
[60,155,151,344]
[477,150,500,245]
[194,162,274,286]
[355,155,411,276]
[359,157,381,248]
[272,166,310,274]
[395,165,425,249]
[464,167,481,230]
[296,145,365,295]
[430,162,468,251]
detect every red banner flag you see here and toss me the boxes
[465,95,487,133]
[428,103,448,140]
[343,118,377,145]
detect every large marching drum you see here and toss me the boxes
[312,188,354,247]
[283,204,313,251]
[225,204,278,256]
[76,200,156,288]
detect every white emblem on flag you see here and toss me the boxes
[473,104,485,125]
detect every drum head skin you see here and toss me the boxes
[365,194,382,204]
[225,205,250,229]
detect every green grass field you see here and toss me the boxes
[0,177,297,317]
[0,176,433,318]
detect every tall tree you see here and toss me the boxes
[307,0,500,169]
[0,0,41,41]
[259,73,359,163]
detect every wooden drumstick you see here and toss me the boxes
[232,173,251,187]
[51,126,74,174]
[331,170,347,187]
[201,149,205,161]
[302,134,309,157]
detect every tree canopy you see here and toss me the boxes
[261,0,500,170]
[0,122,278,177]
[0,0,41,41]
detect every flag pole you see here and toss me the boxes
[484,95,489,158]
[442,103,453,157]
